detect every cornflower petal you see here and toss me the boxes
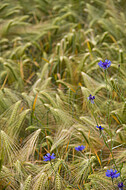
[114,173,120,178]
[75,147,79,151]
[98,60,103,67]
[91,100,94,104]
[46,153,50,157]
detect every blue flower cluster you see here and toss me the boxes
[98,59,111,69]
[87,59,111,104]
[106,169,124,189]
[75,145,85,151]
[118,182,124,190]
[43,153,56,161]
[87,94,95,104]
[96,125,104,131]
[106,169,120,179]
[43,59,124,189]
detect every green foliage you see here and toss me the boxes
[0,0,126,189]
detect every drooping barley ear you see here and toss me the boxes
[8,100,21,125]
[24,175,32,190]
[33,172,46,190]
[55,173,61,190]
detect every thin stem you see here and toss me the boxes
[104,70,113,152]
[88,103,98,126]
[101,132,118,171]
[104,70,111,127]
[50,161,56,175]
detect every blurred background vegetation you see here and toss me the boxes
[0,0,126,189]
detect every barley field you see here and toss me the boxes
[0,0,126,189]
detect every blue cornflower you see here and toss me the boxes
[75,145,85,151]
[98,59,111,69]
[106,169,120,179]
[43,153,56,161]
[96,125,104,131]
[118,182,124,190]
[87,94,95,104]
